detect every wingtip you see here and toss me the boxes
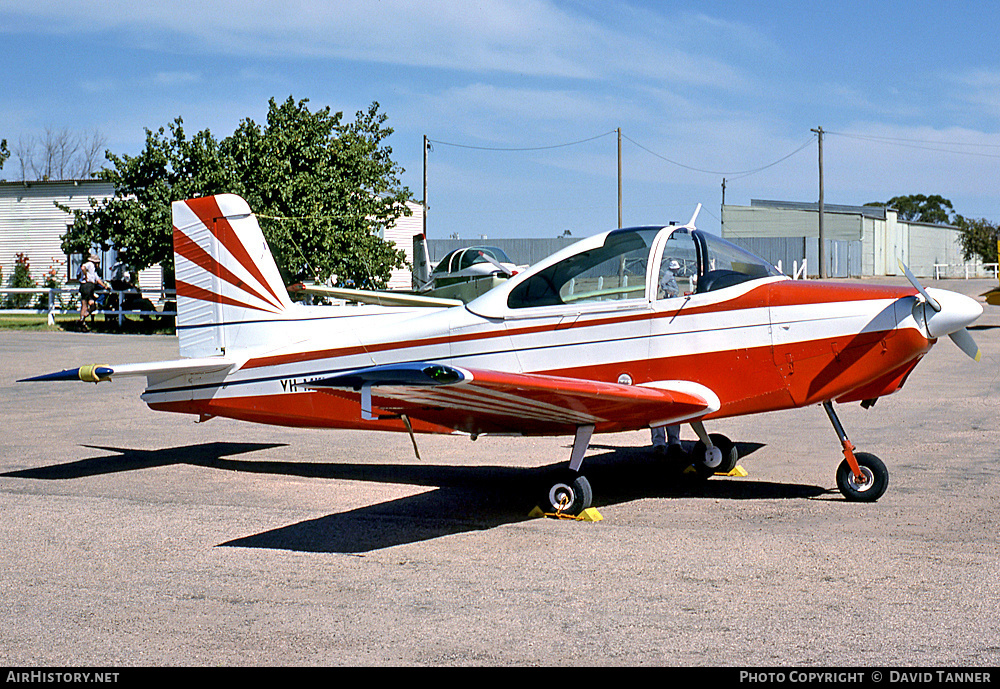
[18,365,114,383]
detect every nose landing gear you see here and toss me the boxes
[823,401,889,502]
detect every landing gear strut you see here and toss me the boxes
[539,425,594,515]
[823,401,889,502]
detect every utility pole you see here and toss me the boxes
[721,177,726,233]
[422,135,429,238]
[617,127,622,228]
[811,126,826,278]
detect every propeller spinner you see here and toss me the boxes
[898,260,983,361]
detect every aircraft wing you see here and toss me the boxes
[288,283,463,308]
[309,362,719,436]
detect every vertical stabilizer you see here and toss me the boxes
[172,194,294,358]
[412,233,432,292]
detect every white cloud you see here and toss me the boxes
[0,0,755,90]
[945,68,1000,120]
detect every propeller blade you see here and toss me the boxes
[898,259,941,312]
[948,328,982,362]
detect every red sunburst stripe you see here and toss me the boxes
[173,227,283,311]
[176,280,281,314]
[183,196,287,309]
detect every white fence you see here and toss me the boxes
[0,286,176,326]
[933,263,999,280]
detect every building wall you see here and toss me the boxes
[381,201,423,290]
[0,180,114,286]
[723,202,973,278]
[723,205,863,241]
[907,222,969,278]
[0,180,168,298]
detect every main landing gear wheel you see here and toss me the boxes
[836,452,888,502]
[541,471,593,515]
[692,433,738,478]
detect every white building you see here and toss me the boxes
[0,179,113,287]
[0,179,168,294]
[2,179,425,294]
[381,201,424,290]
[722,199,976,278]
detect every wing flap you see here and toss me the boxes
[311,362,718,435]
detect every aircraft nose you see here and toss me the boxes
[922,288,984,338]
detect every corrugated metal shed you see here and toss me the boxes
[722,199,974,278]
[723,200,864,241]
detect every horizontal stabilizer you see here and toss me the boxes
[19,358,235,385]
[288,283,463,308]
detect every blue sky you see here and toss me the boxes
[2,0,999,239]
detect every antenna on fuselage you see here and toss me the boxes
[686,203,702,228]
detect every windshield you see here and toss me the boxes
[508,228,658,308]
[433,247,513,275]
[693,231,781,294]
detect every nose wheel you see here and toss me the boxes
[824,401,889,502]
[836,452,888,502]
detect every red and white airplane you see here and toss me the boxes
[23,194,983,514]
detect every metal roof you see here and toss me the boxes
[750,199,888,219]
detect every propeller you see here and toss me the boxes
[949,327,982,362]
[898,259,982,362]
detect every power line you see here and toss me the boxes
[427,130,617,151]
[620,133,817,179]
[427,128,815,178]
[826,131,1000,158]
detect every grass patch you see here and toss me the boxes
[0,313,175,334]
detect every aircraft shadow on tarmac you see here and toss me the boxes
[3,440,831,553]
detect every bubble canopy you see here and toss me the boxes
[490,226,781,312]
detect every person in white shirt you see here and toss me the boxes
[78,253,109,331]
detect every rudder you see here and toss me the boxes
[172,194,294,358]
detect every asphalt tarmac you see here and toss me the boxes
[2,278,998,667]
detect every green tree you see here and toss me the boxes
[222,98,410,286]
[60,120,229,285]
[0,138,9,176]
[955,216,999,263]
[864,194,956,224]
[61,98,409,288]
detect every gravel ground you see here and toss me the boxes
[1,277,998,667]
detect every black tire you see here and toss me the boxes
[541,472,593,515]
[836,452,888,502]
[691,433,738,478]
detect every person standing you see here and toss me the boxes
[78,253,109,331]
[651,424,682,458]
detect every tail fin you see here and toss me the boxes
[412,233,432,292]
[172,194,294,358]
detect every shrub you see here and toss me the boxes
[4,253,36,309]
